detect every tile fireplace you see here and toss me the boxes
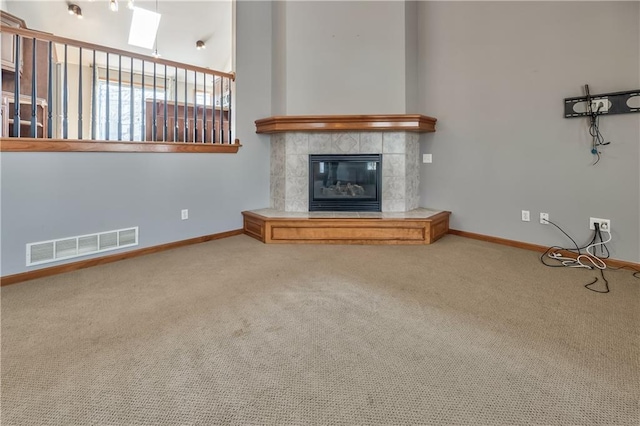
[270,131,420,212]
[246,115,450,245]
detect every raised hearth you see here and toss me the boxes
[242,208,450,245]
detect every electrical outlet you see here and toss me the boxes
[521,210,530,222]
[181,209,188,220]
[589,217,610,231]
[540,212,549,224]
[422,154,433,164]
[590,98,609,113]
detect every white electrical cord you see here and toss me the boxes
[548,251,593,268]
[579,227,611,269]
[547,227,611,270]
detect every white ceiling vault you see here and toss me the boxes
[3,0,233,72]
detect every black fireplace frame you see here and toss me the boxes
[309,154,382,212]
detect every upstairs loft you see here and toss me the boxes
[1,10,239,153]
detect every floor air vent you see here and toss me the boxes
[26,227,139,266]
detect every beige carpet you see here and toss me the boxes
[1,234,638,425]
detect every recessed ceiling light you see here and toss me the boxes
[128,6,161,50]
[196,40,206,50]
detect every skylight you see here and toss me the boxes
[128,6,161,50]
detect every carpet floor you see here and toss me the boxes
[1,234,638,425]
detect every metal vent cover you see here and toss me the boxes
[29,241,54,264]
[26,227,139,266]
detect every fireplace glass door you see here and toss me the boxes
[309,154,382,211]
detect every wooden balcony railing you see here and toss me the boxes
[1,15,239,153]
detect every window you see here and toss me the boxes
[195,91,213,106]
[96,80,164,141]
[196,90,230,108]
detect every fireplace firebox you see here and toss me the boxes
[309,154,382,211]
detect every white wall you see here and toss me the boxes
[418,1,640,262]
[279,1,408,115]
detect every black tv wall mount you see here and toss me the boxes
[564,89,640,118]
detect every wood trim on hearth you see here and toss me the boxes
[255,114,437,134]
[242,211,450,245]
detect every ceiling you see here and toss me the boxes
[3,0,233,72]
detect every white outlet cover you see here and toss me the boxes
[540,213,549,224]
[423,154,433,164]
[590,98,609,113]
[589,217,611,231]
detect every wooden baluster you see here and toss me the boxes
[13,35,20,137]
[30,37,37,138]
[78,47,83,139]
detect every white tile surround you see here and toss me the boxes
[270,131,420,212]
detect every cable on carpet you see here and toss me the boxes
[539,220,637,293]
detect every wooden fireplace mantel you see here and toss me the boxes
[255,114,437,134]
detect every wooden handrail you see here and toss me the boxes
[1,24,235,81]
[0,138,242,153]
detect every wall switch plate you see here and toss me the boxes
[181,209,188,220]
[521,210,530,222]
[540,212,549,224]
[589,217,610,231]
[422,154,433,164]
